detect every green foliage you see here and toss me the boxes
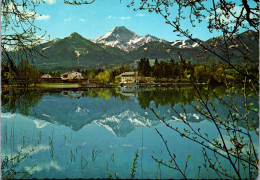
[193,65,210,83]
[2,60,41,86]
[130,150,139,179]
[87,71,96,82]
[1,148,36,179]
[96,70,111,83]
[138,58,152,77]
[115,75,121,83]
[2,89,44,116]
[212,67,225,83]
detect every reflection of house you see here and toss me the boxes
[61,71,83,80]
[61,91,83,98]
[120,72,139,83]
[120,92,137,97]
[41,74,52,78]
[144,77,155,83]
[120,86,139,97]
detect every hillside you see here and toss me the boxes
[33,32,131,71]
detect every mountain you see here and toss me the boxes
[9,28,257,71]
[33,32,131,71]
[94,26,168,51]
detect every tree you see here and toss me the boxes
[17,60,41,87]
[138,58,152,77]
[193,65,210,83]
[87,71,96,82]
[152,58,161,79]
[1,0,46,85]
[213,66,225,83]
[114,75,121,83]
[96,70,111,84]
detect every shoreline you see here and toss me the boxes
[1,82,210,90]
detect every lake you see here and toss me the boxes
[1,86,259,179]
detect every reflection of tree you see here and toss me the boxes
[137,90,152,109]
[84,88,131,101]
[1,89,44,116]
[0,86,228,116]
[85,88,111,100]
[2,87,226,116]
[137,86,226,109]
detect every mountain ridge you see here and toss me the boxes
[20,28,259,71]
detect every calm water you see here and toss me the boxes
[1,86,259,179]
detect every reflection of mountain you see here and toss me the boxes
[2,88,258,136]
[23,93,164,136]
[93,110,159,137]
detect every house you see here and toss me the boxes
[41,74,52,78]
[120,72,139,83]
[61,71,83,80]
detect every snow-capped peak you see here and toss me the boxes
[94,26,168,51]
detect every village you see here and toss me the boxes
[40,71,155,87]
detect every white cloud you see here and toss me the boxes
[18,144,50,155]
[25,161,62,174]
[121,16,131,20]
[64,16,75,23]
[136,13,145,17]
[11,8,50,21]
[43,0,56,4]
[79,18,87,22]
[36,14,50,21]
[33,119,49,128]
[107,15,112,19]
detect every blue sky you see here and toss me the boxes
[33,0,253,41]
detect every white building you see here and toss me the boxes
[61,71,83,80]
[41,74,52,78]
[120,72,139,83]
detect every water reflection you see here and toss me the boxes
[2,85,227,113]
[1,86,258,135]
[1,86,258,179]
[2,89,43,115]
